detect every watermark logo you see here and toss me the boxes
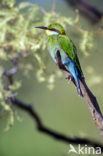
[68,144,101,155]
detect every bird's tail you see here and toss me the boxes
[67,62,83,97]
[74,73,83,97]
[76,80,83,97]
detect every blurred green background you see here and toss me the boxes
[0,0,103,156]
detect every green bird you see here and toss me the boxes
[35,23,84,97]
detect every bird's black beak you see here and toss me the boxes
[35,26,48,30]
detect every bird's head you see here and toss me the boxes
[35,23,66,36]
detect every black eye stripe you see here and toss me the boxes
[48,28,60,34]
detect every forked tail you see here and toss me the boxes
[67,62,83,97]
[73,72,83,97]
[76,81,83,97]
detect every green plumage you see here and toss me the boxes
[35,23,83,96]
[58,35,83,76]
[47,23,83,76]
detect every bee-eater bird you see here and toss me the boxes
[35,23,84,97]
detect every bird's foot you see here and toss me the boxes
[68,76,72,84]
[66,75,73,84]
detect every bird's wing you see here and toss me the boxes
[58,35,83,76]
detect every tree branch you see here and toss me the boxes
[2,50,103,151]
[10,97,103,150]
[65,0,103,22]
[56,50,103,136]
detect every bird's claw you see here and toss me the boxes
[68,77,72,84]
[65,75,72,84]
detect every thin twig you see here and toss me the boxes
[39,6,47,15]
[51,0,57,14]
